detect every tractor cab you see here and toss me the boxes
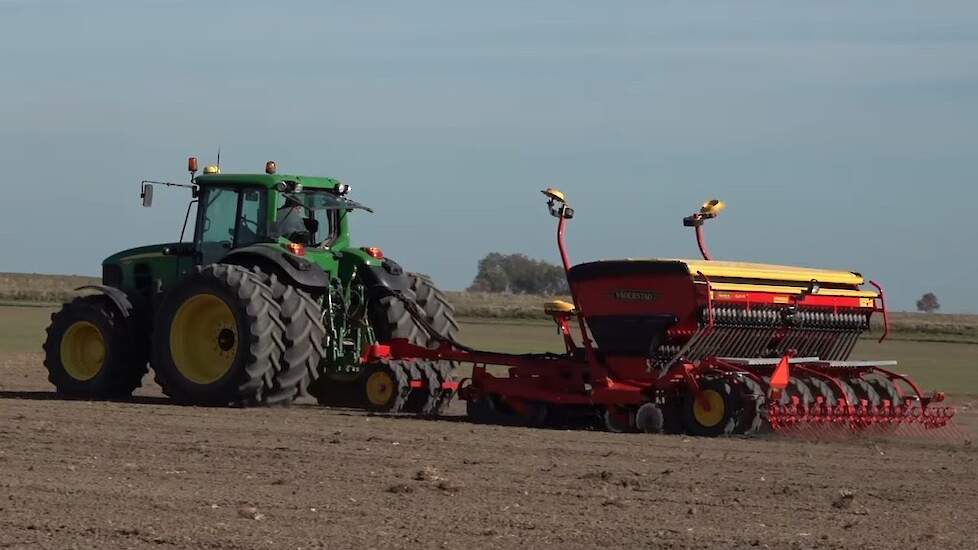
[136,157,373,268]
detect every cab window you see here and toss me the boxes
[196,187,267,264]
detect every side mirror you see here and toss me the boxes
[141,183,154,207]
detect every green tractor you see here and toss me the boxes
[42,158,458,409]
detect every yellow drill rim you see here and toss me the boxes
[60,321,105,381]
[692,389,726,427]
[365,370,396,407]
[169,293,238,385]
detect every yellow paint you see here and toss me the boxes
[543,300,576,315]
[169,293,237,384]
[681,259,864,286]
[699,199,725,216]
[692,389,725,427]
[541,187,566,203]
[60,321,105,381]
[365,370,395,407]
[708,282,878,299]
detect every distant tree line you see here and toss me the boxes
[468,252,568,295]
[916,292,940,313]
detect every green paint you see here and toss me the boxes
[102,171,383,374]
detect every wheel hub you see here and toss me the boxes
[60,321,105,381]
[692,389,726,427]
[217,328,236,352]
[169,293,238,384]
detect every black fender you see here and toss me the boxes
[75,284,149,342]
[76,285,135,318]
[222,245,330,290]
[360,258,410,299]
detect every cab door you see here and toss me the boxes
[195,186,267,266]
[197,187,238,266]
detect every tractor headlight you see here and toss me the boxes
[275,180,303,193]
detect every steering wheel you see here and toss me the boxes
[240,216,259,232]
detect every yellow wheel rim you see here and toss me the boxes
[365,370,395,407]
[169,293,238,385]
[692,389,726,427]
[60,321,105,381]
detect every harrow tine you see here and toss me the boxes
[740,326,767,358]
[691,325,727,360]
[727,326,752,358]
[840,330,861,360]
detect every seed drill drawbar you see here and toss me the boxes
[371,189,954,435]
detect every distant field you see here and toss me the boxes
[0,272,98,304]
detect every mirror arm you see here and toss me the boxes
[180,199,198,243]
[140,179,199,205]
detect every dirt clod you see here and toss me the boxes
[237,505,265,520]
[580,470,614,482]
[832,489,855,510]
[414,466,445,482]
[387,483,414,494]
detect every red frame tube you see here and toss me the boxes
[697,271,715,328]
[869,280,889,343]
[694,224,712,260]
[556,210,599,368]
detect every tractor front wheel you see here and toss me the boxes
[42,295,147,398]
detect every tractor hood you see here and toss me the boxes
[102,243,178,265]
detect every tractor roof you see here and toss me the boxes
[194,173,342,190]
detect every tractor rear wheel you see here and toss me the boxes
[150,264,291,406]
[42,295,146,398]
[262,273,326,398]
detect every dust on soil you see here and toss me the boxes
[1,352,976,550]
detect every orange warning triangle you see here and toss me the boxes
[770,355,791,392]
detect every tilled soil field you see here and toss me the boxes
[1,352,976,550]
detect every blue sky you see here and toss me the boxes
[1,1,976,312]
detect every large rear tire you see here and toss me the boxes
[150,264,292,406]
[265,273,326,398]
[42,295,146,398]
